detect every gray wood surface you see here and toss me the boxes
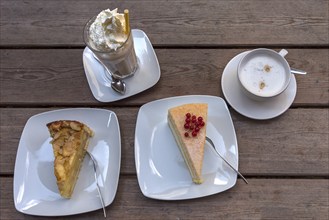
[1,0,328,46]
[1,49,328,105]
[1,0,328,219]
[1,177,328,219]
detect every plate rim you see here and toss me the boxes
[13,108,121,216]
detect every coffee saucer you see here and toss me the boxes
[83,29,161,102]
[221,51,297,120]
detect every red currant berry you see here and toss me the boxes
[198,116,203,122]
[189,124,195,130]
[192,118,196,123]
[184,123,190,129]
[192,115,196,120]
[200,121,205,127]
[185,118,191,123]
[195,127,200,132]
[186,113,191,118]
[184,132,189,137]
[192,131,197,137]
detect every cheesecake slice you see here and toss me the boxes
[168,103,208,184]
[47,120,94,198]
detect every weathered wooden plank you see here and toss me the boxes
[1,108,328,176]
[1,0,328,46]
[1,49,328,105]
[1,177,328,219]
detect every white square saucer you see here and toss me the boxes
[83,29,161,102]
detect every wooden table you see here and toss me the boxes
[1,1,328,219]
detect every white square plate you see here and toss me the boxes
[135,95,239,200]
[14,108,121,216]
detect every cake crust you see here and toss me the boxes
[47,120,94,198]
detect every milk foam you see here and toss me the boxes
[239,55,287,96]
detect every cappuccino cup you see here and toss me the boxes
[237,48,291,101]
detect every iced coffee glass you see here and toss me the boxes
[83,15,138,79]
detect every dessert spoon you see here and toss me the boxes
[291,68,307,75]
[92,54,126,95]
[206,136,248,184]
[86,151,107,217]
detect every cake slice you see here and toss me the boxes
[47,120,94,198]
[168,103,208,184]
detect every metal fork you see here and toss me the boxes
[206,136,248,184]
[86,151,107,217]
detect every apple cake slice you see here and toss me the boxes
[47,120,94,198]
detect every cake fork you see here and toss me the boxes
[86,151,107,217]
[206,136,248,184]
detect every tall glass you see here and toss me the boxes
[83,16,138,79]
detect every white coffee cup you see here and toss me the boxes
[237,48,291,101]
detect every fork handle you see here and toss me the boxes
[217,153,249,184]
[206,137,248,184]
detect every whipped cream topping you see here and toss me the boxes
[89,8,127,51]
